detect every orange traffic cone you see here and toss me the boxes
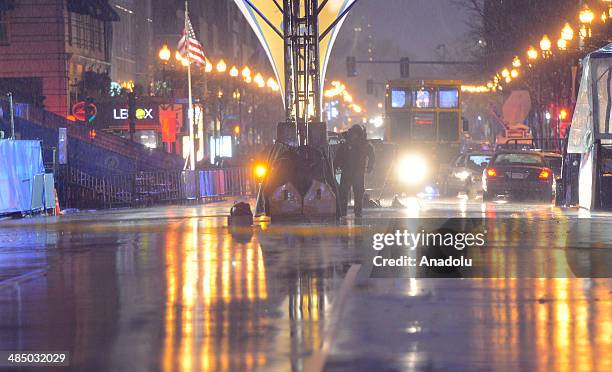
[54,190,61,216]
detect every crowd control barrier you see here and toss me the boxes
[197,167,257,200]
[56,166,257,210]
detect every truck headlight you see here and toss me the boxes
[397,154,428,185]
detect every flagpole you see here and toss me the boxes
[185,0,196,171]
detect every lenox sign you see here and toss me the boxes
[112,108,155,120]
[93,101,163,130]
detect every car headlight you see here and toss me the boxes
[454,170,471,181]
[397,154,428,185]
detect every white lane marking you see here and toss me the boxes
[305,264,361,372]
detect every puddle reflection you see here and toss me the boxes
[159,220,348,372]
[161,220,270,372]
[469,278,612,371]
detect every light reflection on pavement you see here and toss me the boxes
[0,199,610,371]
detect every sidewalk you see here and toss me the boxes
[0,197,255,228]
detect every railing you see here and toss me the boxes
[56,166,257,210]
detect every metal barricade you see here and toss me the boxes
[196,167,256,199]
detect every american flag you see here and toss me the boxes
[178,15,206,65]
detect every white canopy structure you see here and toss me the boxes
[567,43,612,209]
[233,0,357,103]
[233,0,358,149]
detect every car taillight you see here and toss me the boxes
[538,169,551,180]
[486,168,497,178]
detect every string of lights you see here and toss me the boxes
[158,44,280,93]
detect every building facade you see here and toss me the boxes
[109,0,154,89]
[0,0,118,117]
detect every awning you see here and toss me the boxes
[0,0,16,11]
[67,0,120,22]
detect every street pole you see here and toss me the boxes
[8,92,15,140]
[185,0,196,171]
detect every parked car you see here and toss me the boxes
[483,151,556,203]
[443,152,493,198]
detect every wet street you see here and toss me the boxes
[1,198,611,371]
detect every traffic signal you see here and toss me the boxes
[346,56,357,77]
[366,79,374,95]
[400,57,410,78]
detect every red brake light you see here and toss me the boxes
[538,169,551,180]
[486,168,497,178]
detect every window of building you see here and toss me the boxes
[0,12,9,45]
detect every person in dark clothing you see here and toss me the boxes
[334,125,375,217]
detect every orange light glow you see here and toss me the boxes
[539,169,551,180]
[254,164,267,179]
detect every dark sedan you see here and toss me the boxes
[483,152,556,203]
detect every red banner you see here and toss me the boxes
[160,110,178,143]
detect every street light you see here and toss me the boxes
[241,66,251,79]
[579,5,595,45]
[527,46,539,60]
[175,51,183,62]
[510,69,519,78]
[561,23,574,41]
[267,78,279,91]
[540,35,552,57]
[254,73,265,88]
[159,44,171,62]
[501,68,510,78]
[216,59,227,73]
[229,66,239,77]
[512,56,521,68]
[579,5,595,25]
[557,38,568,51]
[204,58,213,73]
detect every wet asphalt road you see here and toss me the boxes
[0,198,611,372]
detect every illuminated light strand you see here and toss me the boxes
[484,2,608,91]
